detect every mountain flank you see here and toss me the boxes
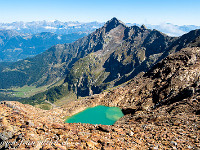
[23,18,200,104]
[0,18,200,105]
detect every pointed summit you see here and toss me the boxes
[104,17,126,32]
[141,24,147,30]
[106,17,123,24]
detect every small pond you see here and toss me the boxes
[65,105,124,125]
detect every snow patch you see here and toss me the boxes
[57,36,62,40]
[44,26,57,30]
[2,26,16,30]
[92,26,98,28]
[68,24,78,27]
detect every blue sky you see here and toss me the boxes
[0,0,199,25]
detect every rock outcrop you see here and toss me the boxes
[0,47,200,149]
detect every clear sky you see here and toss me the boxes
[0,0,199,25]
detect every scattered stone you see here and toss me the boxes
[52,123,64,129]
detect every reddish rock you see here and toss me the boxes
[52,123,64,129]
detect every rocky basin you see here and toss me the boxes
[0,47,200,149]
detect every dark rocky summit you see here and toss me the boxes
[0,46,200,149]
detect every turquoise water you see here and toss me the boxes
[65,105,124,125]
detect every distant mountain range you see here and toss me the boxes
[0,30,86,62]
[146,23,200,37]
[0,20,199,36]
[0,20,199,62]
[0,21,104,62]
[0,21,104,35]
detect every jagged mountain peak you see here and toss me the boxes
[103,17,127,32]
[106,17,122,23]
[141,24,147,30]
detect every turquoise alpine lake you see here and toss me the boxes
[65,105,124,125]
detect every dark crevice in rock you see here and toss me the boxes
[96,126,109,133]
[122,108,136,115]
[166,87,194,105]
[195,110,200,115]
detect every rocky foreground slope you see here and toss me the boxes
[0,47,199,149]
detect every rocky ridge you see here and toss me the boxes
[0,46,199,149]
